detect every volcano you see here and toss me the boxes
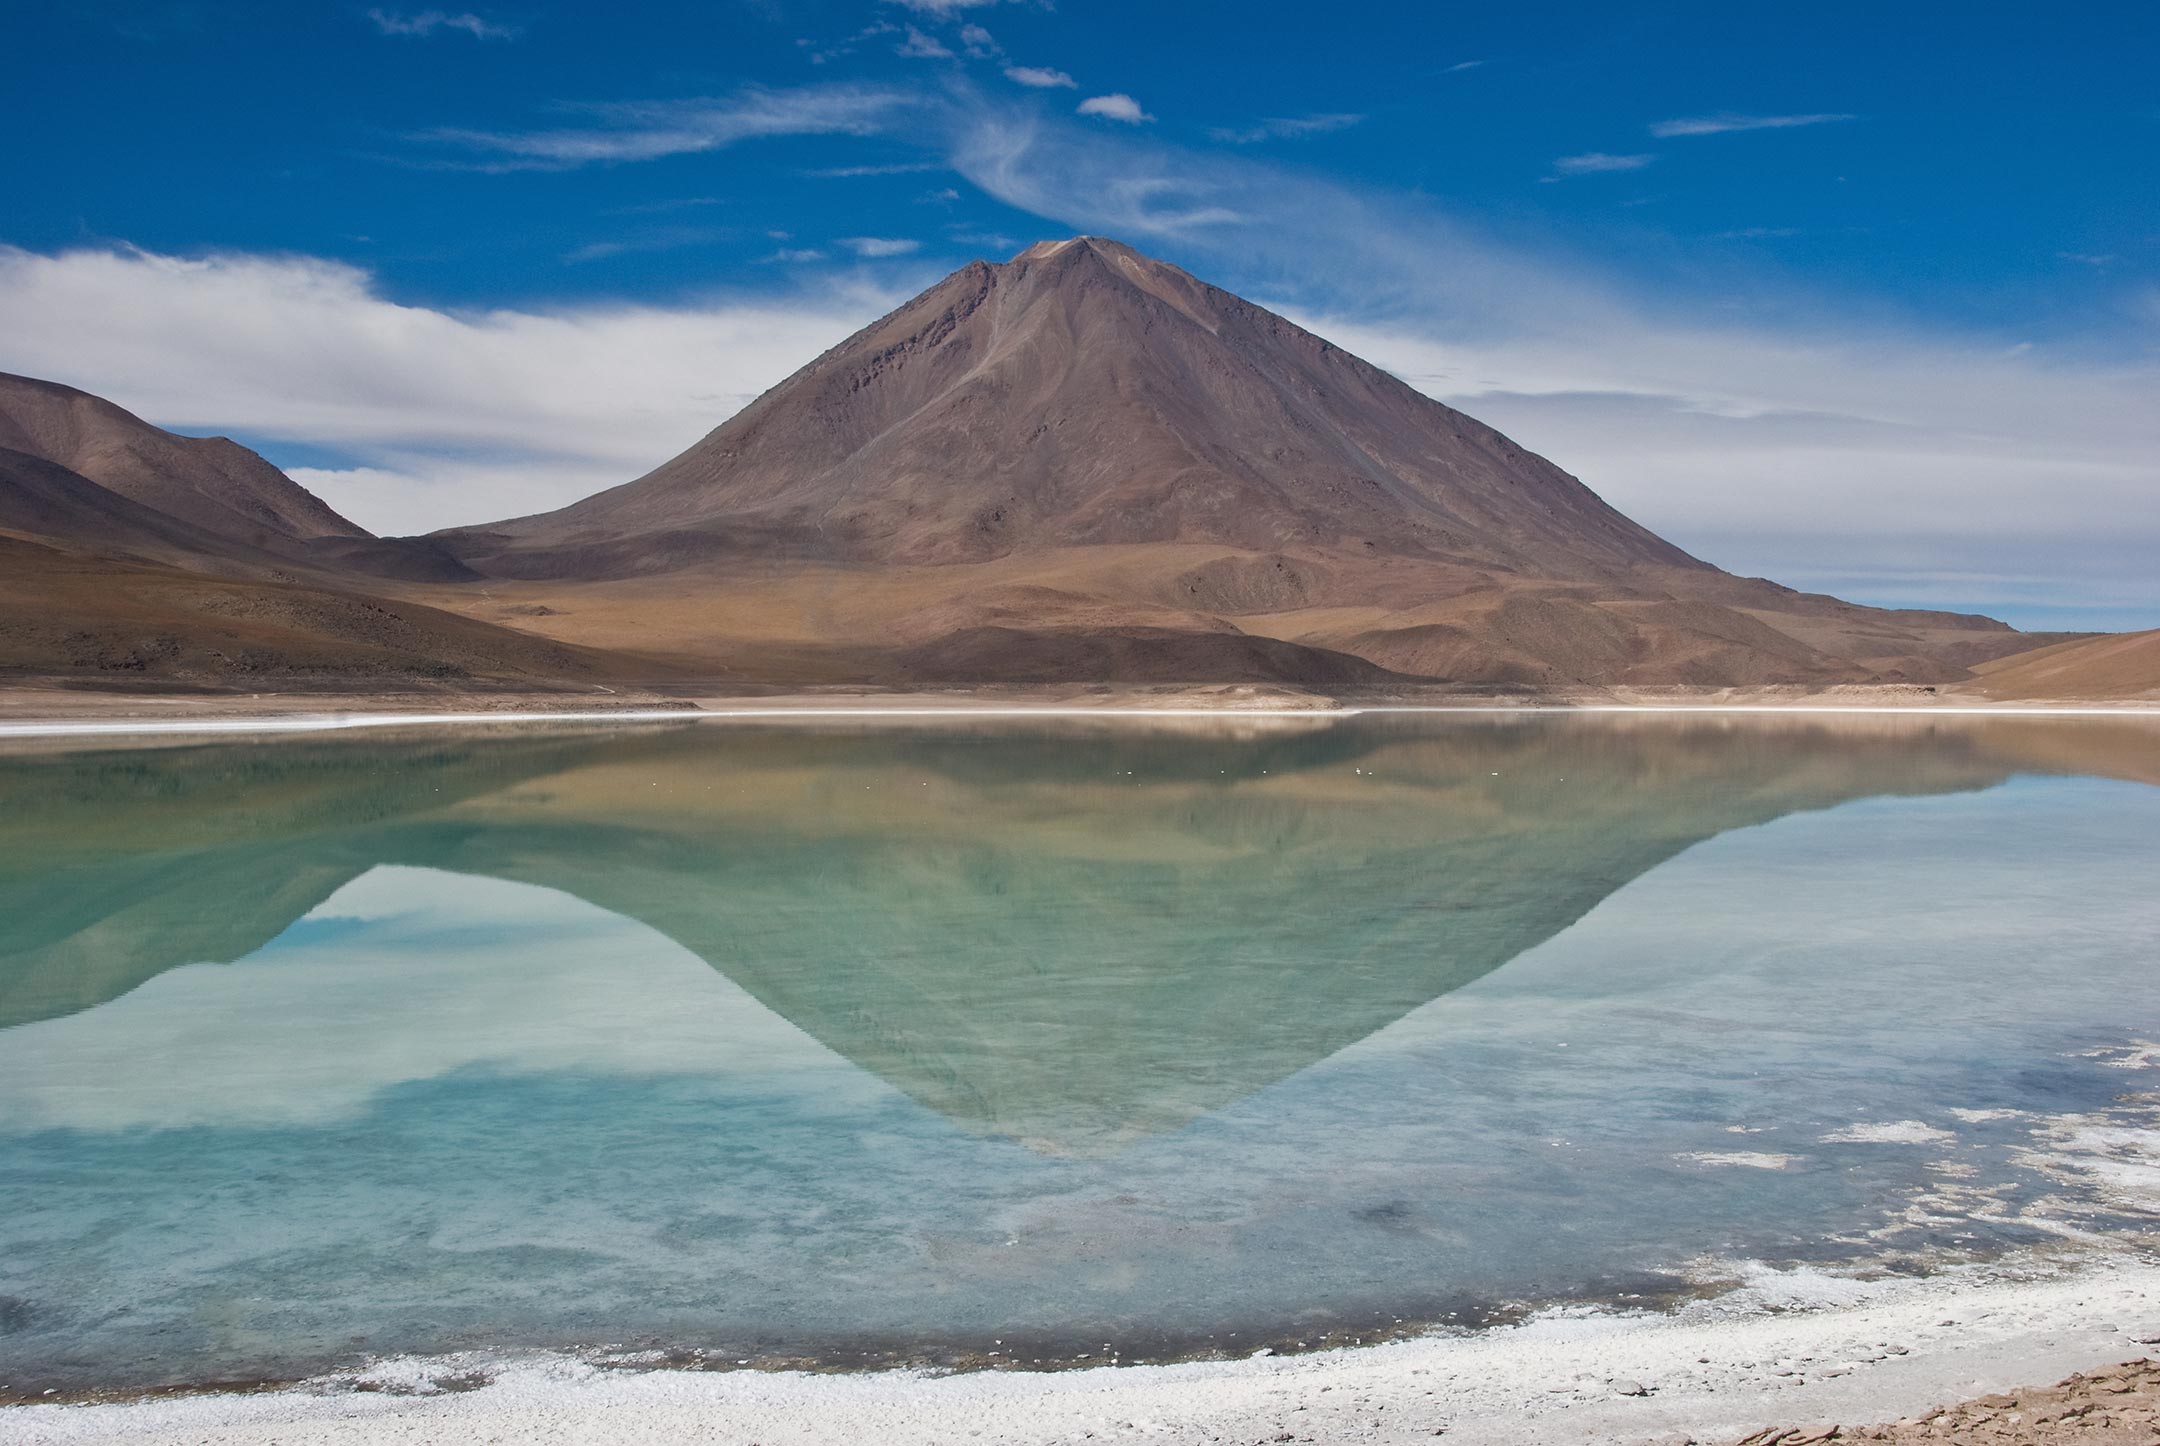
[428,237,2061,688]
[444,236,1699,579]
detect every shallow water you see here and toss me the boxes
[1,712,2158,1392]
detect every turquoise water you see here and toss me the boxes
[1,714,2158,1393]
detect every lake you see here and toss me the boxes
[2,711,2158,1396]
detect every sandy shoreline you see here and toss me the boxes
[4,1254,2158,1445]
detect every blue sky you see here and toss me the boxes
[2,1,2155,628]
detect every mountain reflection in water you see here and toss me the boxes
[1,712,2157,1392]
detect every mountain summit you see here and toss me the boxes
[445,236,1700,580]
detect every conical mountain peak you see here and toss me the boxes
[445,235,1694,579]
[423,237,2042,690]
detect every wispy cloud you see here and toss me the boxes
[1004,65,1077,89]
[414,85,909,169]
[366,9,518,40]
[2058,251,2118,267]
[1715,226,1800,240]
[1547,151,1655,178]
[952,114,1244,233]
[1445,59,1486,73]
[1650,112,1856,138]
[947,227,1019,252]
[896,26,952,59]
[807,160,943,178]
[960,24,1000,58]
[1077,93,1153,125]
[606,195,726,216]
[563,226,733,264]
[838,236,922,257]
[1209,113,1363,145]
[764,248,829,264]
[882,0,1009,12]
[797,21,898,67]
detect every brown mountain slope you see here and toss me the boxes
[1961,628,2160,701]
[0,380,649,691]
[0,372,475,584]
[0,444,298,572]
[0,371,364,545]
[422,237,2066,689]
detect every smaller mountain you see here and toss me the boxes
[0,372,364,546]
[0,372,473,583]
[0,444,276,568]
[0,373,646,692]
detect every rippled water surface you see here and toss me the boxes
[2,712,2158,1392]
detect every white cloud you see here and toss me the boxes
[1077,93,1153,125]
[1549,151,1655,176]
[1445,59,1486,73]
[838,236,923,257]
[1209,113,1363,145]
[960,24,1000,58]
[882,0,1007,12]
[896,25,952,59]
[1295,316,2160,618]
[366,8,517,40]
[1004,65,1077,89]
[0,244,887,534]
[416,84,910,169]
[1650,112,1856,139]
